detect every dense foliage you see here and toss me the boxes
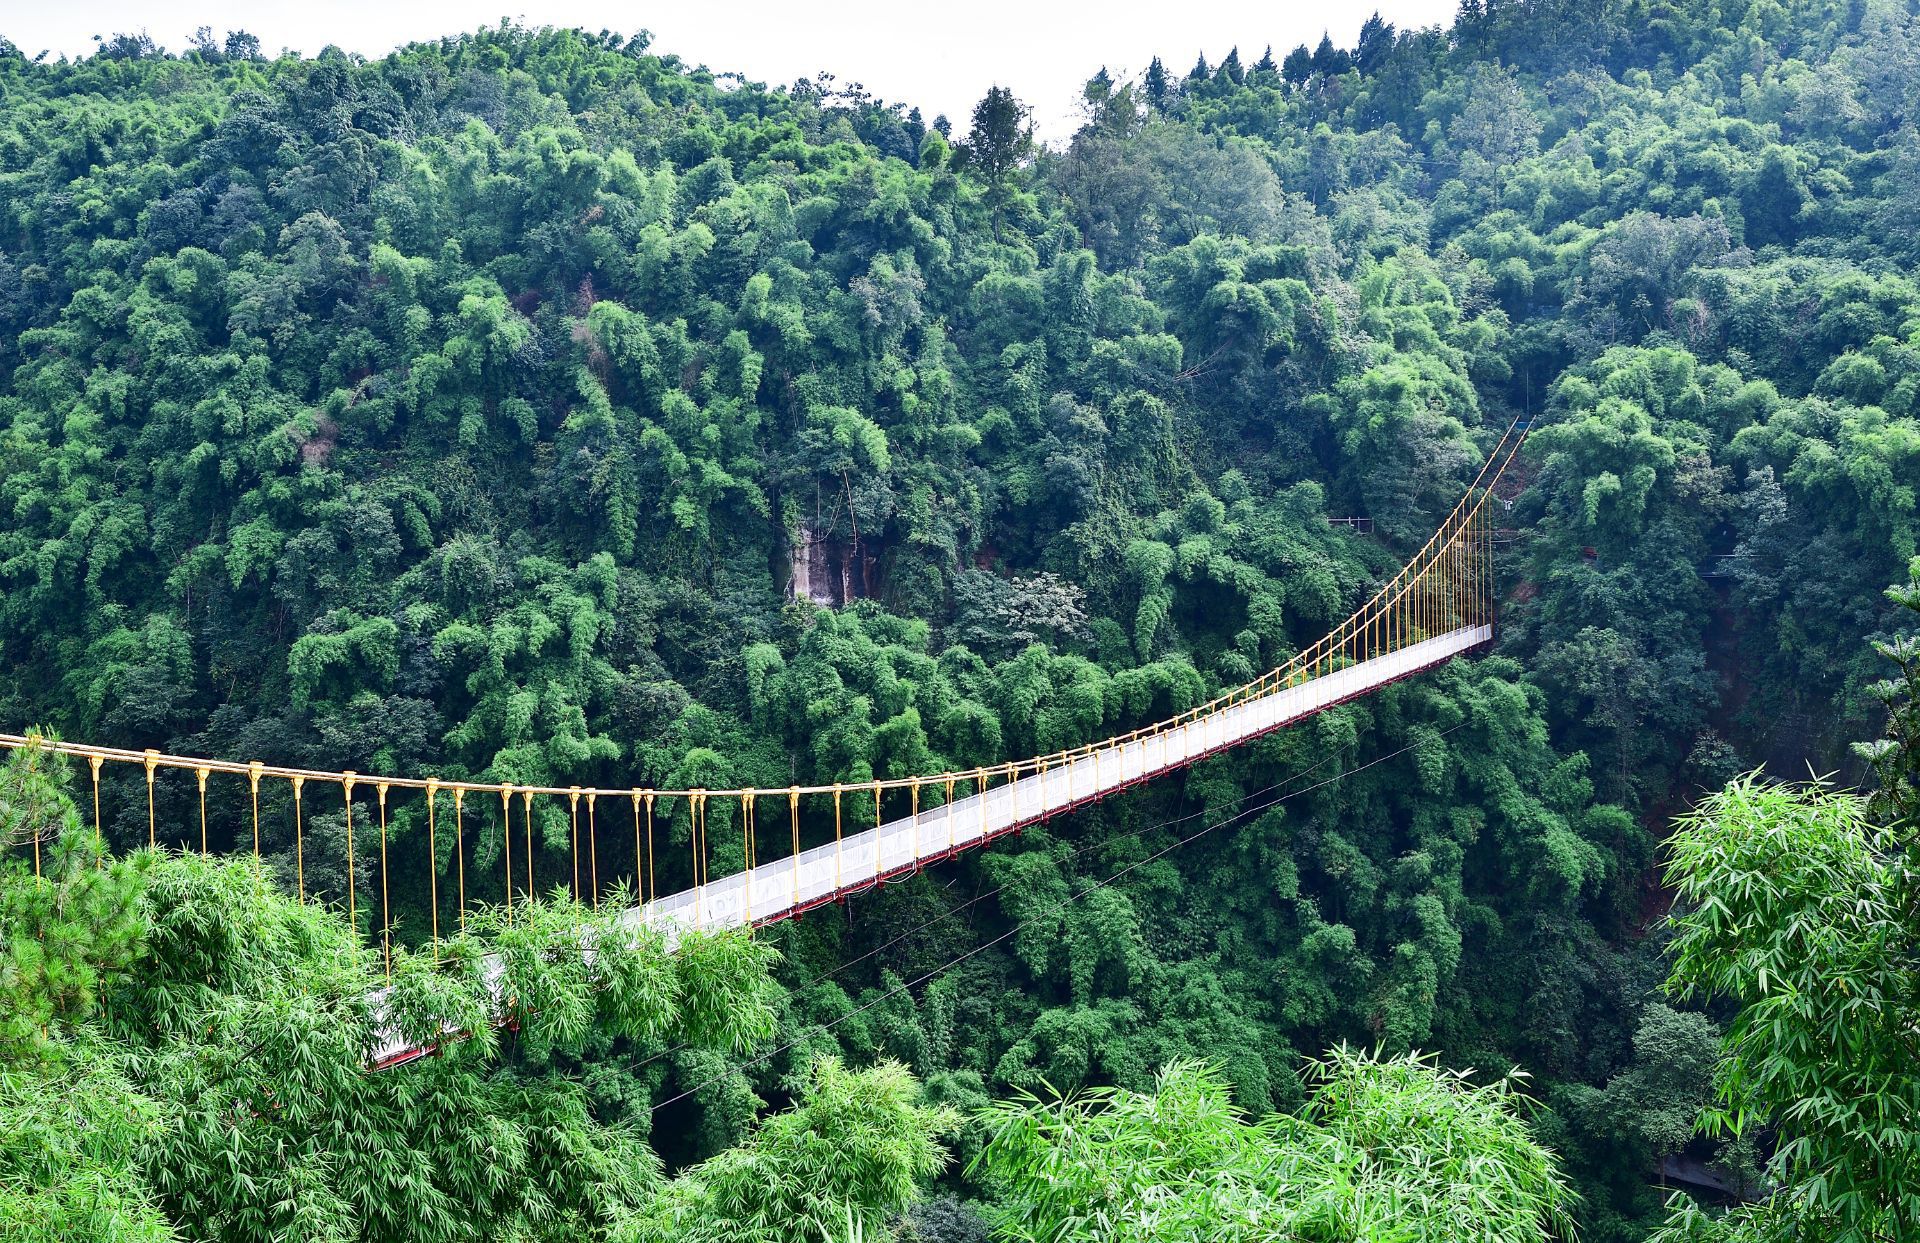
[4,0,1920,1238]
[972,1052,1575,1241]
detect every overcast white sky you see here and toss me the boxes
[3,1,1458,142]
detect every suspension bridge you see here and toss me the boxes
[4,422,1529,1068]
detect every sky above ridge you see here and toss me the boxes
[4,0,1459,142]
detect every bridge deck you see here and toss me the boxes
[636,624,1491,933]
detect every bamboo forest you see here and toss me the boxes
[2,2,1919,1240]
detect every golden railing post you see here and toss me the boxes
[342,772,358,933]
[1487,506,1495,630]
[499,785,514,921]
[143,750,158,849]
[743,790,756,925]
[946,775,956,853]
[247,761,262,870]
[568,787,582,905]
[195,766,209,856]
[1474,504,1483,627]
[691,790,707,928]
[789,787,801,912]
[453,786,468,936]
[292,775,306,903]
[520,787,535,904]
[376,781,391,981]
[1470,506,1478,627]
[833,786,844,893]
[426,778,441,957]
[644,791,657,906]
[586,792,599,911]
[630,789,643,904]
[976,768,988,839]
[910,780,921,868]
[89,754,104,851]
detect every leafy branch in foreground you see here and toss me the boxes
[969,1051,1576,1243]
[1657,776,1920,1241]
[612,1057,954,1243]
[0,733,147,1052]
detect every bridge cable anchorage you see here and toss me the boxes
[650,726,1461,1114]
[2,423,1531,1035]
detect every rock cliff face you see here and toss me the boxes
[790,525,871,607]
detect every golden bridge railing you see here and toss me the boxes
[2,422,1528,976]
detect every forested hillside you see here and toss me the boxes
[2,2,1918,1240]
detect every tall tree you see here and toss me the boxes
[1219,45,1245,85]
[1282,43,1314,86]
[1143,55,1170,109]
[1355,12,1396,73]
[1311,32,1351,75]
[962,84,1032,185]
